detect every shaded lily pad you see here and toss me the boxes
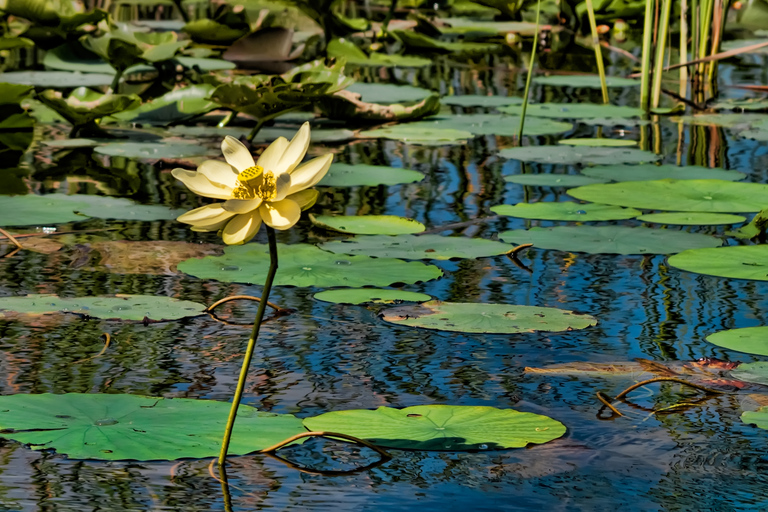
[499,146,660,165]
[710,98,768,112]
[533,75,640,88]
[359,124,472,144]
[0,71,116,88]
[706,327,768,356]
[436,18,540,35]
[177,243,442,287]
[491,202,640,221]
[319,164,424,187]
[499,103,644,119]
[580,164,746,182]
[637,212,746,225]
[0,393,304,460]
[731,362,768,386]
[110,84,217,125]
[668,246,768,280]
[310,214,426,234]
[344,83,434,103]
[499,226,721,254]
[504,174,608,187]
[381,301,597,333]
[94,142,210,159]
[38,87,141,128]
[422,114,572,136]
[558,138,636,147]
[303,405,566,451]
[670,113,766,129]
[314,288,431,304]
[0,194,90,226]
[319,234,516,260]
[0,294,205,321]
[569,179,768,212]
[442,95,524,108]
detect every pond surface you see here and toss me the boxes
[2,50,768,511]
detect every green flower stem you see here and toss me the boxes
[517,0,541,141]
[218,226,279,466]
[110,69,123,94]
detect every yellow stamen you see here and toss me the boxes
[257,171,278,201]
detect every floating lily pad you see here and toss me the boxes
[670,113,766,129]
[0,194,90,226]
[442,95,524,108]
[359,124,473,144]
[319,234,516,260]
[63,195,185,221]
[0,294,205,321]
[636,212,746,225]
[743,406,768,430]
[731,362,768,386]
[175,56,235,71]
[380,301,597,333]
[710,98,768,112]
[252,127,355,144]
[327,38,432,68]
[94,142,210,159]
[533,75,640,88]
[177,243,442,287]
[706,327,768,356]
[310,214,425,234]
[558,138,636,147]
[319,164,424,187]
[504,174,608,187]
[314,288,431,304]
[569,179,768,212]
[499,103,644,119]
[0,393,304,460]
[499,146,659,165]
[344,83,434,103]
[491,202,640,221]
[580,164,746,182]
[303,405,566,451]
[0,71,116,88]
[436,18,540,35]
[668,246,768,280]
[499,226,721,254]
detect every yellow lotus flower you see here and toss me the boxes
[172,122,332,245]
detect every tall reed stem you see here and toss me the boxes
[584,0,609,103]
[218,227,279,466]
[679,0,688,97]
[639,0,655,110]
[651,0,671,109]
[517,0,541,140]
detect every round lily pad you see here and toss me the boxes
[418,114,572,137]
[380,300,597,333]
[580,164,746,182]
[743,406,768,430]
[499,146,660,165]
[177,243,443,287]
[499,226,721,254]
[319,234,517,260]
[637,212,746,225]
[344,83,434,103]
[303,405,567,451]
[310,214,426,234]
[533,75,640,88]
[558,138,636,147]
[491,202,640,221]
[319,163,424,187]
[0,71,117,88]
[359,124,473,144]
[731,362,768,386]
[0,194,90,226]
[313,288,431,304]
[0,393,305,461]
[504,174,608,187]
[0,294,205,321]
[442,95,524,108]
[499,103,644,119]
[94,142,211,159]
[706,327,768,356]
[569,179,768,212]
[668,246,768,280]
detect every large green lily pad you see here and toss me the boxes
[504,174,608,187]
[319,234,517,260]
[580,164,746,182]
[499,146,660,165]
[558,138,636,147]
[327,39,432,68]
[310,214,426,234]
[706,327,768,356]
[381,301,597,333]
[0,393,304,460]
[668,246,768,280]
[359,124,473,144]
[442,95,524,108]
[731,362,768,386]
[314,288,432,304]
[569,179,768,212]
[319,164,424,187]
[637,212,746,225]
[177,243,442,287]
[0,71,116,88]
[303,405,566,451]
[533,75,640,88]
[499,226,721,254]
[492,202,640,221]
[344,83,434,103]
[742,406,768,430]
[0,294,205,321]
[94,142,210,159]
[498,103,644,119]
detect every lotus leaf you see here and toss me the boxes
[499,146,659,165]
[731,362,768,386]
[743,406,768,430]
[436,18,540,35]
[710,98,768,112]
[0,294,205,321]
[499,226,721,254]
[0,83,34,105]
[491,202,640,221]
[183,16,249,46]
[419,114,572,137]
[0,71,116,87]
[670,113,765,129]
[359,124,472,144]
[636,212,746,225]
[0,36,34,50]
[569,179,768,212]
[320,234,517,260]
[0,393,304,460]
[728,209,768,240]
[310,214,426,234]
[314,288,432,304]
[504,174,608,187]
[392,29,501,55]
[0,0,107,30]
[42,43,155,74]
[110,84,217,125]
[0,194,91,225]
[380,301,597,333]
[177,243,442,287]
[442,95,524,108]
[706,327,768,356]
[668,246,768,280]
[580,164,745,182]
[326,38,432,67]
[80,26,188,73]
[558,138,636,147]
[344,83,435,103]
[319,164,424,186]
[533,75,640,88]
[38,87,140,128]
[94,142,210,159]
[499,103,644,119]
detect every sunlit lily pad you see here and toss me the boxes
[710,98,768,112]
[177,243,442,287]
[327,38,432,68]
[743,406,768,430]
[94,142,210,159]
[499,146,659,165]
[706,327,768,356]
[637,212,746,225]
[314,288,432,304]
[359,124,472,144]
[0,194,90,226]
[668,246,768,280]
[499,103,644,119]
[418,114,572,136]
[303,405,567,450]
[504,174,608,187]
[319,164,424,187]
[442,95,524,108]
[380,301,597,333]
[580,164,746,182]
[0,393,304,460]
[344,83,434,103]
[0,294,205,321]
[110,84,217,125]
[533,75,640,88]
[569,179,768,212]
[670,113,765,129]
[310,214,426,234]
[0,71,116,87]
[499,226,721,254]
[319,234,516,260]
[731,362,768,386]
[491,202,640,221]
[558,138,636,147]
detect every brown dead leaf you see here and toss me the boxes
[85,241,224,275]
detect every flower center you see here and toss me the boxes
[232,165,275,200]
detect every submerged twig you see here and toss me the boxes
[613,377,726,400]
[0,228,23,258]
[596,391,623,418]
[259,430,392,460]
[206,295,289,315]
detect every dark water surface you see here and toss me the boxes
[2,52,768,511]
